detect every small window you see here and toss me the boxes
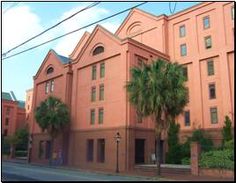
[232,6,234,20]
[203,16,210,29]
[97,139,105,163]
[180,44,187,56]
[28,105,30,110]
[99,84,104,101]
[98,108,104,124]
[93,46,104,56]
[182,66,188,81]
[45,81,50,94]
[210,107,218,124]
[91,87,96,102]
[6,107,10,115]
[87,139,94,162]
[207,60,214,76]
[100,63,105,78]
[47,67,54,74]
[184,111,190,126]
[5,118,9,126]
[3,129,8,136]
[205,36,212,49]
[179,25,186,37]
[50,80,54,92]
[92,65,96,80]
[209,83,216,99]
[90,109,95,125]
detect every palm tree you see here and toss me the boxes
[34,96,70,165]
[126,59,187,175]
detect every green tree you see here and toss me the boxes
[222,115,233,147]
[15,126,29,150]
[34,96,70,165]
[191,129,213,152]
[4,134,21,158]
[126,59,188,175]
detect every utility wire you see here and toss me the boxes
[2,2,147,60]
[169,2,177,14]
[3,2,20,14]
[2,2,100,56]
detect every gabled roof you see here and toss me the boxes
[2,92,13,101]
[50,49,71,64]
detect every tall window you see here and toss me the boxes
[90,109,95,125]
[100,63,105,78]
[93,46,104,56]
[92,65,96,80]
[203,16,210,29]
[45,141,51,159]
[207,60,214,76]
[98,108,104,124]
[97,139,105,163]
[45,81,50,94]
[99,84,104,101]
[209,83,216,99]
[184,111,190,126]
[179,25,186,37]
[4,129,8,136]
[182,66,188,81]
[87,139,94,162]
[210,107,218,124]
[180,44,187,56]
[6,107,10,115]
[5,118,9,126]
[205,36,212,49]
[91,87,96,102]
[50,80,54,92]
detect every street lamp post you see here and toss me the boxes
[115,132,121,173]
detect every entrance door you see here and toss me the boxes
[135,139,145,164]
[155,140,164,163]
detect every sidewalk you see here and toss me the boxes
[3,158,234,181]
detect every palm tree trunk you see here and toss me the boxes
[155,132,161,176]
[49,137,54,166]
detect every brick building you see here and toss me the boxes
[29,2,234,172]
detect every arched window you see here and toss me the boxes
[47,67,54,74]
[93,46,104,56]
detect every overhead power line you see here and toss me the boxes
[169,2,177,14]
[2,2,147,60]
[2,1,100,56]
[3,2,20,14]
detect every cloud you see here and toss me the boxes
[2,5,44,53]
[53,3,121,57]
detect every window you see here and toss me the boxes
[179,25,186,37]
[6,107,10,115]
[137,111,142,123]
[184,111,190,126]
[209,83,216,99]
[93,46,104,56]
[28,96,30,101]
[90,109,95,125]
[205,36,212,49]
[99,84,104,101]
[27,105,30,110]
[5,118,9,126]
[45,81,50,94]
[97,139,105,163]
[50,80,54,92]
[210,107,218,124]
[45,141,51,159]
[92,65,96,80]
[182,66,188,81]
[91,87,96,102]
[39,141,44,159]
[232,6,234,20]
[203,16,210,29]
[47,67,54,74]
[87,139,94,162]
[100,63,105,78]
[98,108,104,124]
[3,129,8,136]
[207,60,214,76]
[180,44,187,56]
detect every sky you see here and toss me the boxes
[1,1,200,101]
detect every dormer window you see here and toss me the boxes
[47,67,54,74]
[93,46,104,56]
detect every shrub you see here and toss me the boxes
[222,116,233,147]
[199,149,234,170]
[224,139,234,150]
[181,157,190,165]
[191,129,213,152]
[15,150,28,157]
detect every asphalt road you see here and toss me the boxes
[2,161,161,181]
